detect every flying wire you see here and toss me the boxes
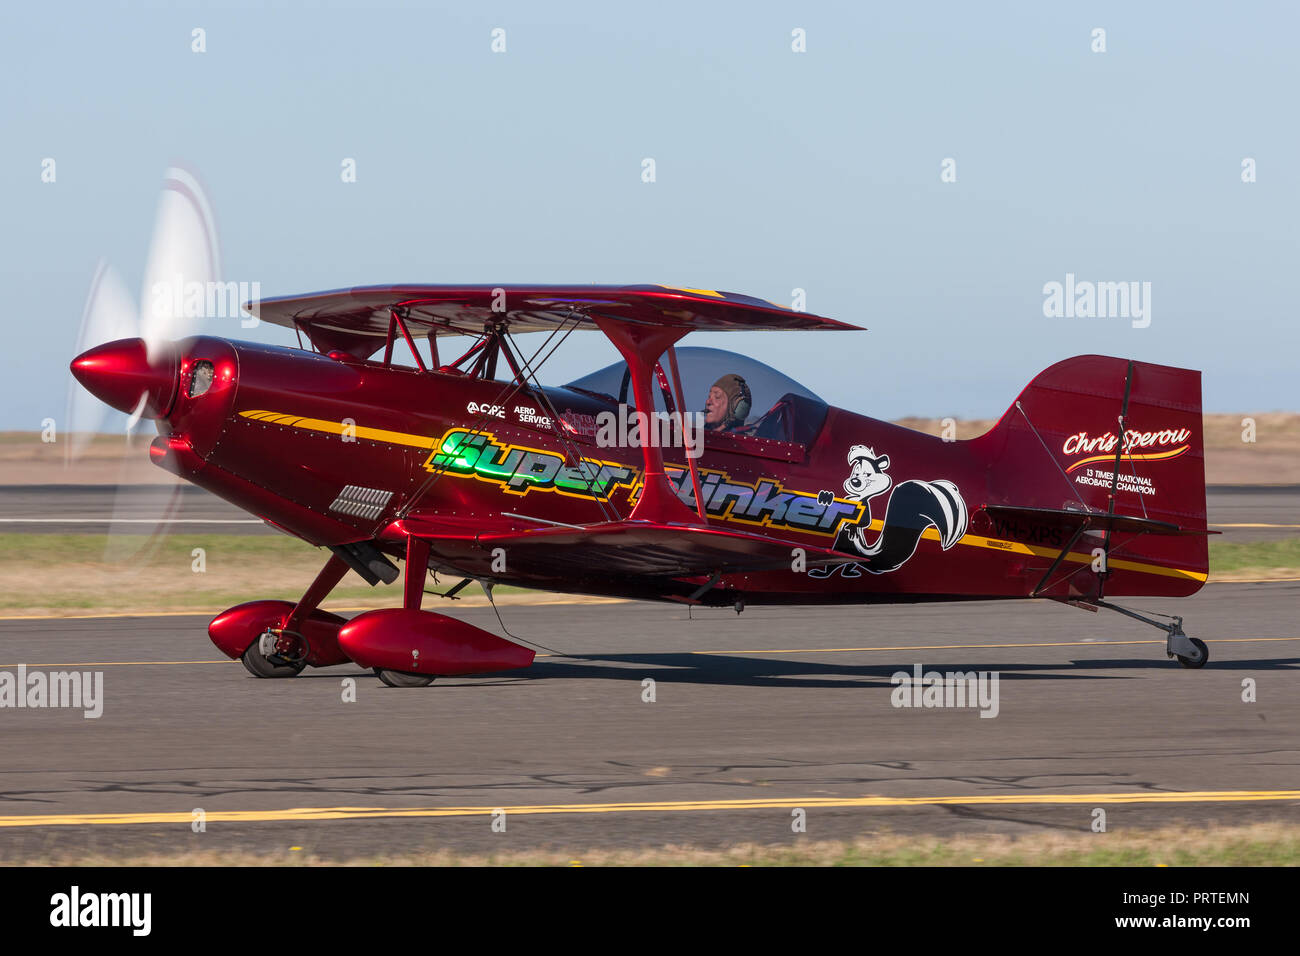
[480,582,571,657]
[1015,402,1089,509]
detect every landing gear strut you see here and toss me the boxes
[1092,599,1209,668]
[370,536,437,688]
[247,554,352,677]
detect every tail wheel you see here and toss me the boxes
[1176,638,1210,669]
[374,668,435,688]
[241,641,307,678]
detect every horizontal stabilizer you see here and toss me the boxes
[980,504,1218,537]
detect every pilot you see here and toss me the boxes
[704,374,752,432]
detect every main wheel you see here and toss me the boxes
[241,640,307,678]
[374,667,436,688]
[1176,638,1209,669]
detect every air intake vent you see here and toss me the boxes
[329,485,394,522]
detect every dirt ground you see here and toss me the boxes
[4,414,1297,486]
[0,533,624,618]
[0,432,180,485]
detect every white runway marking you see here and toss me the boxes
[0,518,261,524]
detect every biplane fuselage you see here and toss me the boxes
[70,285,1214,680]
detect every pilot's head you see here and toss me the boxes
[704,374,751,431]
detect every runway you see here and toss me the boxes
[1202,485,1300,540]
[0,581,1297,859]
[0,485,267,534]
[0,485,1294,539]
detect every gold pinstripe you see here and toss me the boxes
[238,410,1208,583]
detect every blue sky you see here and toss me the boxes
[3,0,1297,431]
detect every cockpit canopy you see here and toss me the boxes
[565,347,829,447]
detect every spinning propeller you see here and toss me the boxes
[66,167,222,566]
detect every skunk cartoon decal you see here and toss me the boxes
[813,444,970,576]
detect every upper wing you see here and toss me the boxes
[246,284,862,352]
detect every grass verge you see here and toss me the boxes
[8,823,1299,866]
[1207,537,1300,581]
[0,533,608,617]
[0,534,1295,618]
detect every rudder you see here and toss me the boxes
[975,354,1208,596]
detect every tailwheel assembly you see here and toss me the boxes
[1091,600,1209,669]
[1174,635,1210,669]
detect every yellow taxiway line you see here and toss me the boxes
[1211,523,1300,529]
[3,636,1298,670]
[0,660,237,668]
[0,602,611,623]
[3,790,1299,829]
[1,574,1297,624]
[692,636,1300,655]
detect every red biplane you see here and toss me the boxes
[70,283,1214,686]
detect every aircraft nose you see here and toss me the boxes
[70,338,179,418]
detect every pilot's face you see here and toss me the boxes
[705,386,728,426]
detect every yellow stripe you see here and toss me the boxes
[237,409,1207,582]
[1065,445,1189,474]
[922,526,1207,582]
[659,285,725,298]
[239,410,436,450]
[4,790,1298,829]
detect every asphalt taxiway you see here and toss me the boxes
[0,582,1296,859]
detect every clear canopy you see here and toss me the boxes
[565,346,828,445]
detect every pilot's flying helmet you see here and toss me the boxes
[711,374,751,425]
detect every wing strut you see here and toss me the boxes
[390,308,427,372]
[666,346,707,521]
[594,318,704,526]
[1099,360,1135,594]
